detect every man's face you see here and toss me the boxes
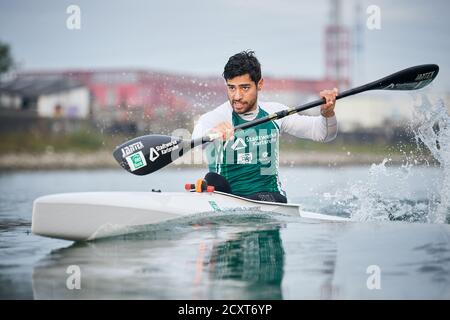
[226,74,263,114]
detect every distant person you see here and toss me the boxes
[192,50,338,203]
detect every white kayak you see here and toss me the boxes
[32,191,349,241]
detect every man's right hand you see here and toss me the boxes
[210,122,235,140]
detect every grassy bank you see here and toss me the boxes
[0,130,130,154]
[0,130,427,154]
[0,130,436,170]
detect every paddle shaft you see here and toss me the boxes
[234,80,383,131]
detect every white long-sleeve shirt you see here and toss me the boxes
[192,100,338,142]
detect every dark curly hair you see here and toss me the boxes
[223,50,262,84]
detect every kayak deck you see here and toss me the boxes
[32,191,349,241]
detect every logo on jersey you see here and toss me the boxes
[237,153,253,164]
[231,138,247,151]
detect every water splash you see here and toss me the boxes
[411,95,450,223]
[335,94,450,224]
[338,159,430,222]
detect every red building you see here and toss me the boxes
[16,69,338,133]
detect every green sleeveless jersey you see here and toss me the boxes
[207,107,283,196]
[194,100,338,199]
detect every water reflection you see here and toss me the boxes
[207,227,285,299]
[31,215,450,299]
[32,215,287,299]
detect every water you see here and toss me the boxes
[1,166,449,299]
[411,95,450,223]
[1,96,450,299]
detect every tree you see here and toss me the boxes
[0,41,14,74]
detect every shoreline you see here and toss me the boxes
[0,150,438,170]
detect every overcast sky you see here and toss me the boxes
[1,0,449,91]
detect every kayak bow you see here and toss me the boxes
[32,191,349,241]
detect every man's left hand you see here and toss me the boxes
[319,88,338,118]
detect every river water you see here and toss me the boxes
[0,165,449,299]
[1,95,450,300]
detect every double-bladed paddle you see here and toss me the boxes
[113,64,439,175]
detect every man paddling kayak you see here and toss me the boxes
[192,51,338,203]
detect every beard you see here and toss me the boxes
[231,96,257,114]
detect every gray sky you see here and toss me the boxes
[1,0,449,90]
